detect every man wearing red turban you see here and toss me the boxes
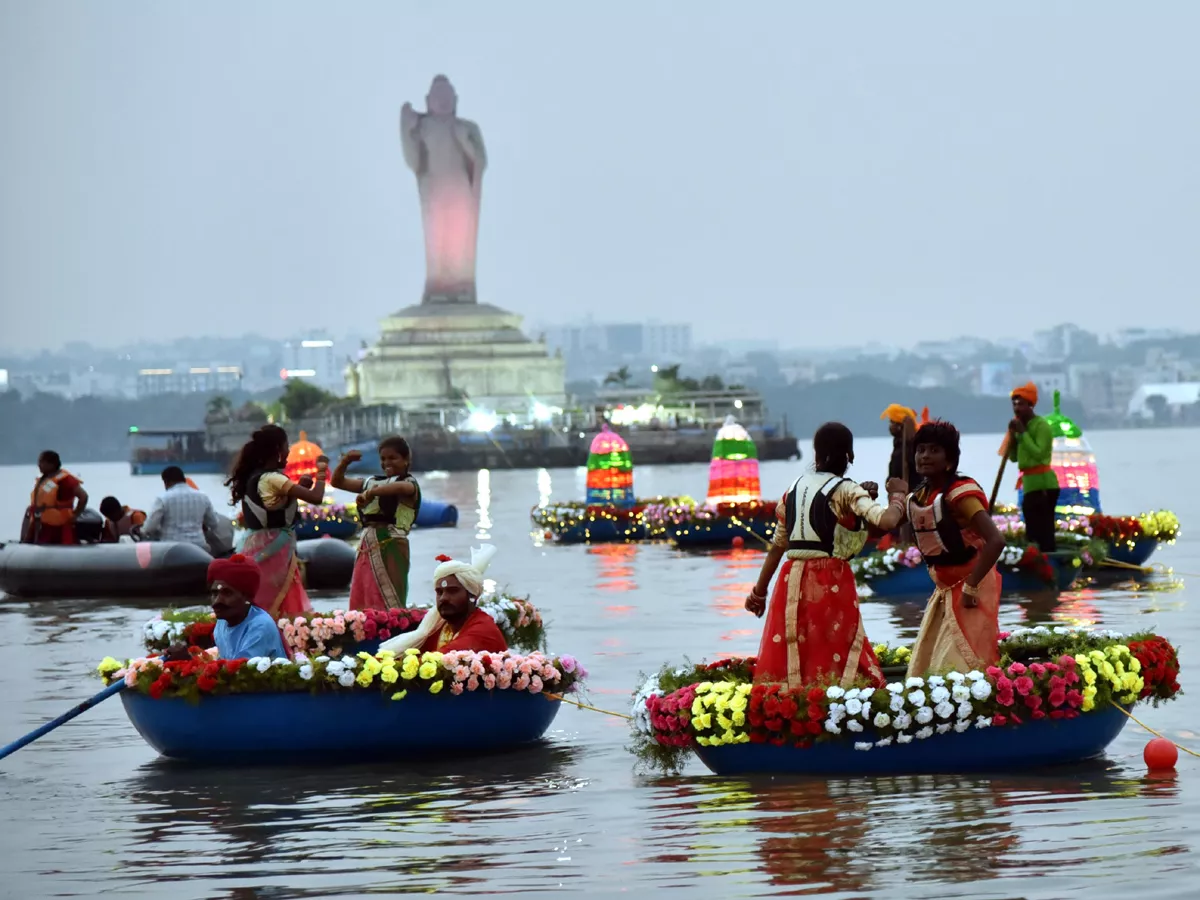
[1007,382,1060,552]
[208,554,288,659]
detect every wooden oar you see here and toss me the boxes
[989,432,1011,513]
[0,679,126,762]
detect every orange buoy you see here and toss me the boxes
[732,535,745,549]
[1144,737,1178,771]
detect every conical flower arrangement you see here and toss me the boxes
[1042,390,1101,516]
[586,424,635,508]
[706,416,760,505]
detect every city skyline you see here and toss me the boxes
[3,5,1199,352]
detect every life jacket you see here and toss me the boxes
[30,470,79,528]
[907,477,981,568]
[241,469,298,530]
[783,471,865,558]
[360,475,422,530]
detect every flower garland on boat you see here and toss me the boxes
[98,647,585,703]
[851,542,1080,586]
[992,506,1180,546]
[531,496,694,537]
[628,629,1180,773]
[142,593,547,657]
[642,499,775,539]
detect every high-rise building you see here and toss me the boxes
[282,336,342,391]
[136,366,243,397]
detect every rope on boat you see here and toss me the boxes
[1109,701,1200,760]
[544,692,632,720]
[728,515,773,549]
[1100,558,1200,579]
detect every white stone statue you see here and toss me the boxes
[400,75,488,304]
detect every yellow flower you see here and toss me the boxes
[873,644,886,655]
[362,656,383,676]
[697,736,711,747]
[404,648,420,657]
[401,658,419,680]
[732,711,746,727]
[694,713,713,730]
[737,732,751,744]
[696,681,713,694]
[1083,669,1097,686]
[1129,657,1142,674]
[428,680,444,694]
[355,669,374,687]
[691,698,705,717]
[97,657,122,676]
[729,695,748,712]
[717,713,732,730]
[735,683,753,696]
[378,650,396,659]
[380,666,399,684]
[1100,661,1116,680]
[420,651,444,666]
[417,662,439,680]
[1088,650,1106,663]
[390,690,407,701]
[897,647,911,659]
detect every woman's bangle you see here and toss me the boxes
[962,582,980,597]
[749,587,766,602]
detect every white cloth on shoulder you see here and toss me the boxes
[378,544,497,653]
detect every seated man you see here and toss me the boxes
[380,545,508,654]
[99,496,147,543]
[144,465,221,551]
[208,554,288,659]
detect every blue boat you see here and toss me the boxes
[1104,537,1158,568]
[671,517,774,549]
[550,517,647,544]
[121,689,562,761]
[863,556,1078,600]
[295,518,360,541]
[694,705,1129,776]
[128,428,228,477]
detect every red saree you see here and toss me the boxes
[754,557,884,691]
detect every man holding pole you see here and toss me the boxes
[880,404,917,542]
[1006,382,1059,553]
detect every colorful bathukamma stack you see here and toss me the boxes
[285,431,327,483]
[706,416,760,505]
[586,424,635,508]
[1040,390,1100,516]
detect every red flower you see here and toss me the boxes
[149,673,172,699]
[805,720,822,735]
[806,687,825,704]
[778,697,799,719]
[749,732,767,744]
[196,675,218,692]
[789,721,807,736]
[435,554,452,562]
[992,714,1008,727]
[223,659,246,674]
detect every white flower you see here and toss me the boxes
[970,680,993,701]
[965,670,985,683]
[337,671,355,687]
[826,686,845,700]
[298,664,313,681]
[889,694,905,712]
[846,719,864,732]
[272,657,290,668]
[951,684,971,703]
[875,737,893,748]
[293,653,309,664]
[845,698,863,716]
[946,671,966,684]
[1052,626,1070,635]
[936,723,952,734]
[926,675,946,687]
[930,685,951,704]
[896,732,914,744]
[915,726,934,740]
[315,655,330,663]
[342,657,358,670]
[860,701,873,720]
[873,711,891,728]
[845,688,862,701]
[905,676,924,688]
[956,701,973,720]
[246,657,264,668]
[953,720,971,733]
[824,720,842,734]
[934,701,955,720]
[854,742,873,751]
[827,702,847,721]
[907,690,926,707]
[974,716,992,729]
[327,661,346,677]
[254,658,271,673]
[886,681,905,694]
[915,706,934,725]
[892,712,912,730]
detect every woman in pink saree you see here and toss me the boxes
[225,425,328,619]
[901,420,1007,675]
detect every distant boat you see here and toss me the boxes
[129,427,227,476]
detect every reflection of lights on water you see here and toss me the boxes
[589,544,637,593]
[537,468,552,509]
[476,468,492,540]
[603,605,635,616]
[710,549,761,615]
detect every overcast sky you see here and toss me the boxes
[2,3,1198,353]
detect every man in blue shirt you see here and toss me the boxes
[207,554,288,659]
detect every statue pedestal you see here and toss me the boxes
[355,300,566,414]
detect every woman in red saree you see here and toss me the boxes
[745,423,907,691]
[902,420,1007,675]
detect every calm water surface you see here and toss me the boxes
[1,430,1198,897]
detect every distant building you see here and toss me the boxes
[542,320,693,361]
[282,336,341,392]
[1112,327,1181,349]
[1127,382,1200,422]
[137,366,243,398]
[1067,363,1112,413]
[978,362,1015,397]
[1028,367,1068,400]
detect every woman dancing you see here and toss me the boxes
[226,424,327,618]
[745,423,907,690]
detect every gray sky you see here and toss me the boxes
[2,3,1198,352]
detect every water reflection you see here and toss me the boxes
[589,544,637,593]
[536,468,552,509]
[476,468,492,541]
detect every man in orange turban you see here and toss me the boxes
[880,405,917,484]
[1007,382,1059,552]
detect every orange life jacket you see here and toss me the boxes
[30,470,79,527]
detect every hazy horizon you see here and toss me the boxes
[3,3,1198,353]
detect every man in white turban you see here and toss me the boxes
[379,544,507,654]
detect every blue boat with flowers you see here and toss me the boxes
[629,626,1180,776]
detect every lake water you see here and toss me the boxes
[1,429,1198,897]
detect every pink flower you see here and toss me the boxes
[469,659,485,676]
[450,682,465,695]
[1030,663,1046,677]
[530,674,544,694]
[293,616,306,626]
[986,666,1003,679]
[1007,662,1027,676]
[483,674,496,690]
[466,674,480,691]
[518,661,534,676]
[497,671,512,690]
[992,714,1008,727]
[515,674,531,691]
[453,665,470,683]
[1014,676,1034,697]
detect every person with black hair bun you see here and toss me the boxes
[330,435,422,610]
[901,419,1007,676]
[745,423,908,691]
[225,424,327,619]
